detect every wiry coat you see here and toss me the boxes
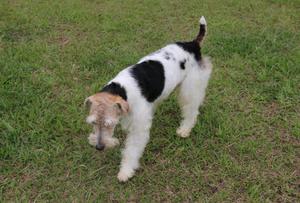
[86,16,212,182]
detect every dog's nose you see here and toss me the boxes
[96,143,105,151]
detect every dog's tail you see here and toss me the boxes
[195,16,207,44]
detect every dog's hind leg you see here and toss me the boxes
[177,57,212,138]
[117,106,153,182]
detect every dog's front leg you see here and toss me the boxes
[117,129,150,182]
[117,113,152,182]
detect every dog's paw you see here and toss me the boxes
[88,133,98,146]
[103,137,120,148]
[117,168,135,182]
[176,127,191,138]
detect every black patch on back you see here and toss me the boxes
[180,59,186,70]
[130,60,165,102]
[100,82,127,100]
[176,41,201,61]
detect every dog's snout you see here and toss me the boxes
[86,115,97,124]
[96,143,105,151]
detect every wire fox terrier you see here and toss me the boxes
[85,16,212,182]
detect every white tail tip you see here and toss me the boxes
[199,16,206,25]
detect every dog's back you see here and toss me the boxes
[109,16,209,105]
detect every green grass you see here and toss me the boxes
[1,0,299,202]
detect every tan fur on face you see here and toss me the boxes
[85,92,129,127]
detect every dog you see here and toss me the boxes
[85,16,212,182]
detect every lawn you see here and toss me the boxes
[0,0,299,202]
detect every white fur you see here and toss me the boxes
[104,118,117,127]
[199,16,206,25]
[102,136,120,148]
[177,57,212,137]
[88,133,98,146]
[103,43,213,181]
[86,115,96,124]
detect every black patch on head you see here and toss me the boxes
[130,60,165,102]
[180,59,186,70]
[176,41,201,61]
[100,82,127,100]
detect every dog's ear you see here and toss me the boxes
[84,97,92,109]
[115,100,129,115]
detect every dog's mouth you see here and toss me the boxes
[95,130,105,151]
[88,124,106,151]
[95,133,106,151]
[96,142,105,151]
[87,117,117,151]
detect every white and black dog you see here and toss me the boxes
[85,16,212,182]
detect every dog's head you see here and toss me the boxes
[84,92,129,150]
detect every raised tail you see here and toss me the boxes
[195,16,207,44]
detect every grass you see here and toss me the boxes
[0,0,299,202]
